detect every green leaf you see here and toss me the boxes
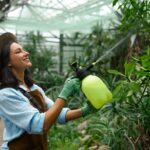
[112,82,124,97]
[108,69,126,77]
[129,82,140,93]
[127,90,133,97]
[130,0,137,9]
[141,55,150,70]
[146,47,150,56]
[124,62,135,76]
[113,0,119,6]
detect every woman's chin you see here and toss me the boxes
[26,62,32,68]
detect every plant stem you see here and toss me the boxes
[124,132,136,150]
[136,78,150,105]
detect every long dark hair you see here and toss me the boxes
[0,41,34,89]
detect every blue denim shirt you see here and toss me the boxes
[0,84,69,150]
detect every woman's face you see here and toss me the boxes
[9,42,32,71]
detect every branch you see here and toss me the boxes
[136,77,150,105]
[124,132,136,150]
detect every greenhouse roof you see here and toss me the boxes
[0,0,117,33]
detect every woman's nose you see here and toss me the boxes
[23,49,29,55]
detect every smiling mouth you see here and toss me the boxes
[23,57,30,61]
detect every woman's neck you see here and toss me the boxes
[11,68,25,84]
[11,68,30,91]
[13,71,24,83]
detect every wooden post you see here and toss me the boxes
[59,33,64,74]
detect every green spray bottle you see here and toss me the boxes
[71,61,112,109]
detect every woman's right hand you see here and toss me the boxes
[81,101,98,117]
[58,77,81,101]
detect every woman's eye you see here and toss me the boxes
[15,50,21,53]
[15,49,22,54]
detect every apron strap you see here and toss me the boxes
[18,87,44,112]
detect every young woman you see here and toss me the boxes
[0,32,96,150]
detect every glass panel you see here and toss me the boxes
[0,0,117,32]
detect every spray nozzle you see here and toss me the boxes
[70,61,96,80]
[70,61,78,71]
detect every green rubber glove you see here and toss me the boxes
[81,101,98,117]
[58,77,81,101]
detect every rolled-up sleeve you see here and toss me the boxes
[43,94,70,124]
[57,107,70,124]
[0,88,45,134]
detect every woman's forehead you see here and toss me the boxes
[10,42,22,51]
[10,42,22,53]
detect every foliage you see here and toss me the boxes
[113,0,150,32]
[48,122,81,150]
[47,44,150,149]
[91,47,150,149]
[46,0,150,147]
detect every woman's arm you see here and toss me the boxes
[66,109,82,121]
[66,102,98,121]
[44,100,97,131]
[43,98,65,132]
[42,77,81,132]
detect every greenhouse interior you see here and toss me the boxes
[0,0,150,149]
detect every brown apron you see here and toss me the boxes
[8,90,48,150]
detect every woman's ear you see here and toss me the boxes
[8,64,12,67]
